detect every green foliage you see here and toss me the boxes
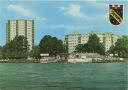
[75,44,84,53]
[75,34,105,55]
[0,46,2,58]
[63,44,68,53]
[39,35,67,56]
[2,36,29,59]
[108,36,128,58]
[29,45,40,59]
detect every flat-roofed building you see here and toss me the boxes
[64,32,119,53]
[67,32,81,53]
[6,19,34,50]
[81,34,89,44]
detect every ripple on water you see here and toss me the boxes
[0,62,127,90]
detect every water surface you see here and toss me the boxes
[0,62,127,90]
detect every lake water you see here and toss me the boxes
[0,62,127,90]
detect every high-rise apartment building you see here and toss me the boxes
[66,32,81,53]
[64,32,119,53]
[6,19,34,50]
[81,34,89,44]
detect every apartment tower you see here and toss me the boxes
[6,19,34,50]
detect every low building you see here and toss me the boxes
[40,53,56,63]
[68,53,103,63]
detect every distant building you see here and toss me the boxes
[104,32,119,51]
[103,32,113,51]
[81,34,89,44]
[6,19,34,50]
[66,32,81,53]
[92,32,104,43]
[64,32,119,53]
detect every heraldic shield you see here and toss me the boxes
[109,5,123,25]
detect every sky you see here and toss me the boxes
[0,0,128,46]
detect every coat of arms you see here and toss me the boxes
[109,5,123,25]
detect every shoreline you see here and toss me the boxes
[0,59,127,64]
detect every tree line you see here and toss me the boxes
[0,36,29,59]
[0,34,127,60]
[0,35,68,60]
[108,36,128,58]
[75,34,128,58]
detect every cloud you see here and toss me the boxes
[61,3,85,18]
[8,4,32,17]
[8,4,45,21]
[61,3,107,21]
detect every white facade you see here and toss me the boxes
[103,32,113,51]
[112,35,118,45]
[96,33,104,43]
[81,34,89,44]
[64,32,119,53]
[6,19,34,50]
[67,32,81,53]
[9,20,17,41]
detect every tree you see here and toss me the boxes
[75,34,105,55]
[63,44,68,53]
[85,34,105,55]
[2,36,29,59]
[0,46,2,58]
[108,36,128,58]
[39,35,66,56]
[75,44,84,53]
[29,45,40,59]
